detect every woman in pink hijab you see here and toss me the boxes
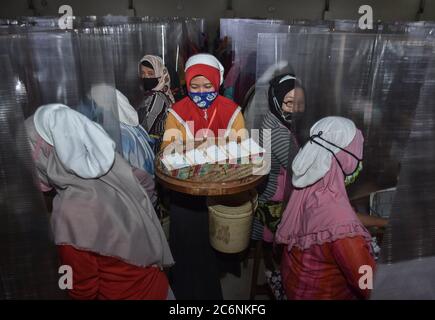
[276,116,375,300]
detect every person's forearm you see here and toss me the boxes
[356,213,388,228]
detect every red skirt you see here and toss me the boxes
[58,245,169,300]
[281,236,375,300]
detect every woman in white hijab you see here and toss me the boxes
[25,104,174,300]
[88,85,155,173]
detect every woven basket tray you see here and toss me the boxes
[156,151,261,182]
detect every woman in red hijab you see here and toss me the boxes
[161,54,246,300]
[161,53,245,149]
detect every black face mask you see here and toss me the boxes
[142,77,159,91]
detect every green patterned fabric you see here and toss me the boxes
[255,201,284,233]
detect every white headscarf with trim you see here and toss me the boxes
[184,53,225,85]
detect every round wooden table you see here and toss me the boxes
[155,166,267,196]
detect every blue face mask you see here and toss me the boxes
[188,91,218,109]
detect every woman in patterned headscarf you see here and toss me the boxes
[137,55,175,152]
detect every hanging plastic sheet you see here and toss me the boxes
[94,16,144,26]
[184,17,207,53]
[219,18,235,41]
[288,19,332,33]
[71,15,98,29]
[330,19,379,33]
[3,14,207,110]
[0,54,65,299]
[216,19,239,82]
[86,15,193,84]
[72,16,182,101]
[253,23,435,297]
[364,27,434,188]
[1,16,70,34]
[0,33,35,118]
[380,21,435,35]
[27,31,82,107]
[219,19,284,53]
[74,28,122,148]
[220,19,335,107]
[243,33,291,132]
[371,36,435,299]
[101,21,166,107]
[220,18,383,107]
[0,15,210,297]
[4,15,206,105]
[0,19,24,35]
[252,27,434,191]
[221,19,289,105]
[2,28,122,150]
[248,26,373,134]
[218,18,238,54]
[14,16,59,29]
[149,17,186,98]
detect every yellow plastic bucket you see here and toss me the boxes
[207,190,258,254]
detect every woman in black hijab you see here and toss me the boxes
[252,73,306,298]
